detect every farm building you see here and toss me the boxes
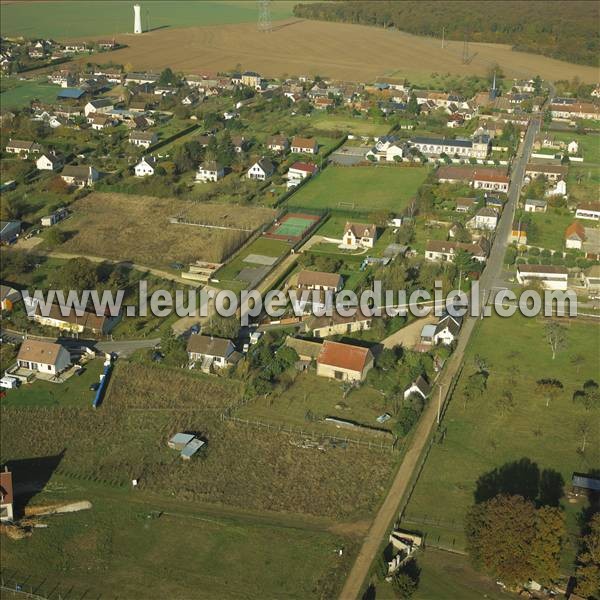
[316,340,374,382]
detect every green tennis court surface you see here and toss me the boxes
[273,217,315,237]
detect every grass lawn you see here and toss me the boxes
[412,218,450,254]
[402,314,600,556]
[287,166,430,213]
[309,113,391,137]
[0,359,105,408]
[567,164,600,205]
[1,1,296,38]
[553,131,600,165]
[0,79,62,110]
[0,480,352,600]
[526,209,574,251]
[236,371,396,437]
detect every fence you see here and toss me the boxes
[0,571,88,600]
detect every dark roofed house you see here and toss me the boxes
[297,270,343,292]
[61,165,99,187]
[404,375,432,399]
[129,130,158,148]
[186,334,235,371]
[267,134,289,153]
[571,473,600,496]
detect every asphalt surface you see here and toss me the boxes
[339,118,540,600]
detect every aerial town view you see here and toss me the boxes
[0,1,598,598]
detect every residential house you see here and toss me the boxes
[61,165,99,187]
[16,339,71,375]
[286,161,318,188]
[5,140,41,158]
[267,134,289,153]
[567,140,579,154]
[342,222,377,249]
[36,152,64,171]
[32,302,116,334]
[545,179,567,197]
[525,163,568,182]
[240,71,262,90]
[129,130,157,148]
[231,135,247,153]
[524,198,548,213]
[90,114,115,130]
[424,239,489,263]
[314,97,334,110]
[433,313,463,345]
[186,335,235,371]
[316,340,374,382]
[366,135,404,162]
[0,468,14,522]
[134,156,156,177]
[516,264,568,291]
[196,160,224,183]
[550,103,600,120]
[62,42,87,53]
[84,98,114,117]
[409,134,490,159]
[436,166,474,185]
[404,375,432,400]
[455,197,477,213]
[0,220,21,244]
[467,207,498,231]
[291,136,318,154]
[565,222,586,250]
[125,72,159,85]
[472,169,510,193]
[297,270,343,293]
[307,309,372,338]
[575,202,600,221]
[247,157,275,181]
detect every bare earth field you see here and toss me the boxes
[79,19,599,83]
[58,192,275,266]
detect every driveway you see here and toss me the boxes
[381,315,437,350]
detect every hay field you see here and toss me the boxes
[79,19,599,83]
[58,192,275,266]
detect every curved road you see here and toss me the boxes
[339,117,540,599]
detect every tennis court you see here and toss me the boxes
[265,213,321,242]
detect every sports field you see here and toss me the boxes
[0,1,296,38]
[0,79,61,110]
[287,166,430,213]
[265,212,321,241]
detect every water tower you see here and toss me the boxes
[133,4,143,34]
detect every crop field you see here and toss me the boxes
[1,1,297,38]
[68,19,599,83]
[56,192,275,267]
[402,314,600,552]
[288,166,429,213]
[0,78,61,110]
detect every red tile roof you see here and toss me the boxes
[317,340,372,372]
[290,161,318,174]
[473,169,510,183]
[565,222,586,240]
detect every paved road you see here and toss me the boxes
[339,118,540,600]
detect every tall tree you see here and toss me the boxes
[575,513,600,598]
[544,321,567,360]
[536,378,564,408]
[530,506,566,584]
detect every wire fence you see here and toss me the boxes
[0,571,90,600]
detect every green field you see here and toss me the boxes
[1,79,62,109]
[309,113,391,137]
[1,1,296,38]
[553,131,600,165]
[287,166,430,213]
[403,314,600,554]
[567,164,600,205]
[526,209,574,251]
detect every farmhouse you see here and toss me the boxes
[316,340,374,382]
[342,222,377,249]
[404,375,432,400]
[467,207,498,231]
[575,202,600,221]
[425,239,488,263]
[187,335,235,371]
[36,152,64,171]
[366,135,405,162]
[516,264,568,291]
[565,223,586,250]
[16,340,71,375]
[524,198,548,213]
[196,160,224,183]
[134,156,156,177]
[472,169,510,193]
[247,157,275,181]
[61,165,99,187]
[129,130,157,148]
[525,163,568,182]
[286,161,318,188]
[5,140,41,158]
[291,136,318,154]
[84,98,114,117]
[297,270,343,292]
[307,309,372,339]
[267,134,289,153]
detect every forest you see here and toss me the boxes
[293,1,599,68]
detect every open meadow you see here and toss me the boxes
[0,78,61,110]
[68,19,599,83]
[402,314,600,555]
[56,192,275,267]
[287,166,429,213]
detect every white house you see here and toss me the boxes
[61,165,99,187]
[342,222,377,249]
[472,169,510,193]
[575,203,600,221]
[129,131,157,148]
[16,340,71,375]
[5,140,41,158]
[565,223,586,250]
[186,335,235,371]
[267,134,289,153]
[196,160,224,183]
[36,152,64,171]
[366,135,404,162]
[134,156,156,177]
[291,136,318,154]
[84,98,114,117]
[433,313,463,345]
[567,140,579,154]
[467,207,498,231]
[247,157,275,181]
[524,198,548,213]
[545,179,567,197]
[516,264,568,291]
[403,375,431,400]
[297,270,343,293]
[286,161,318,188]
[425,240,488,263]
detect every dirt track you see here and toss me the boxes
[79,19,599,83]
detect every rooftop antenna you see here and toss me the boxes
[258,0,272,33]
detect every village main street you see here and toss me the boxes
[339,117,541,600]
